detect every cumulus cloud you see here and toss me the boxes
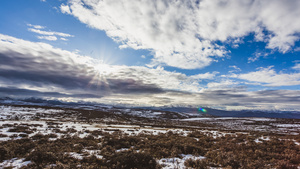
[60,4,71,14]
[60,0,300,69]
[231,66,300,86]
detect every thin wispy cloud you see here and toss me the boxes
[37,35,57,41]
[206,80,239,89]
[27,23,74,41]
[190,72,219,80]
[292,63,300,71]
[28,28,73,37]
[60,37,68,41]
[27,24,45,29]
[229,65,241,72]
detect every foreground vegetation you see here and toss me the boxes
[0,105,299,168]
[1,129,299,168]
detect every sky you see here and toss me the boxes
[0,0,300,111]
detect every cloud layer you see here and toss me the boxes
[0,34,204,98]
[61,0,300,69]
[1,33,300,110]
[231,66,300,86]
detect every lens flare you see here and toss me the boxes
[198,107,207,113]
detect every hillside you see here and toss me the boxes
[0,102,299,168]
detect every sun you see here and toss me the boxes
[94,62,112,75]
[87,60,115,90]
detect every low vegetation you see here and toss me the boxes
[0,105,299,168]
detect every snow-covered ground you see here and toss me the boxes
[0,158,31,169]
[1,105,299,168]
[180,116,299,134]
[0,105,75,121]
[274,124,300,128]
[1,105,299,142]
[254,136,270,143]
[0,119,191,142]
[66,149,103,160]
[158,154,205,169]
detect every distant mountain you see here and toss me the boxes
[0,97,299,119]
[141,106,300,119]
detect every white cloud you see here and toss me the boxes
[27,24,45,29]
[0,33,204,95]
[61,0,300,69]
[60,0,227,69]
[229,65,241,72]
[231,66,300,86]
[104,66,204,93]
[190,72,219,80]
[37,36,58,41]
[60,4,71,14]
[207,80,239,89]
[248,51,270,63]
[295,47,300,52]
[1,33,300,110]
[292,63,300,70]
[28,28,73,38]
[27,24,74,41]
[60,37,68,41]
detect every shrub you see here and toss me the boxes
[107,151,159,169]
[276,160,298,169]
[184,158,209,169]
[0,146,9,161]
[26,149,58,165]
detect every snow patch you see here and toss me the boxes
[275,124,300,128]
[158,154,205,169]
[0,158,31,168]
[181,118,213,121]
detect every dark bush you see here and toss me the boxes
[184,158,209,169]
[276,160,298,169]
[26,149,58,165]
[0,146,9,161]
[108,151,159,169]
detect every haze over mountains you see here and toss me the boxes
[1,97,299,119]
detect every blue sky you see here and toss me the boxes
[0,0,300,110]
